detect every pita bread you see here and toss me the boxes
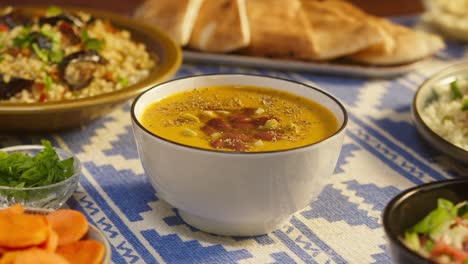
[133,0,203,46]
[301,0,384,60]
[240,0,316,60]
[348,18,445,65]
[188,0,250,53]
[315,0,395,55]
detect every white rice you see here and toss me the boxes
[421,79,468,151]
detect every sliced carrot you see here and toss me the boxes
[56,240,104,264]
[0,214,48,248]
[46,209,88,246]
[0,205,24,215]
[37,230,58,253]
[0,248,69,264]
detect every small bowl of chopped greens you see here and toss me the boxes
[0,140,80,209]
[383,178,468,264]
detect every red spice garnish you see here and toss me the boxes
[103,72,114,82]
[206,118,231,131]
[35,83,47,102]
[201,125,217,136]
[228,114,251,123]
[200,108,281,151]
[254,131,277,141]
[232,122,256,130]
[0,25,8,32]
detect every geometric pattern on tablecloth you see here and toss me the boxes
[1,17,467,264]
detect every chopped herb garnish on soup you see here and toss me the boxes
[0,140,74,188]
[402,198,468,264]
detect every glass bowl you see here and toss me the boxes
[0,145,81,209]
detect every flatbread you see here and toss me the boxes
[348,18,445,65]
[301,0,385,60]
[315,0,395,55]
[133,0,203,46]
[240,0,316,60]
[188,0,250,53]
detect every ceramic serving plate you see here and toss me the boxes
[26,208,112,264]
[412,62,468,164]
[183,50,426,78]
[0,6,181,132]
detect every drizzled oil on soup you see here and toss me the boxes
[141,85,339,152]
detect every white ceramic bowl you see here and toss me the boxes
[131,74,347,236]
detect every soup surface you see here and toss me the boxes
[141,85,339,152]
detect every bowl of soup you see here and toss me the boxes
[131,74,347,236]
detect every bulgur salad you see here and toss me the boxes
[403,199,468,264]
[0,6,156,103]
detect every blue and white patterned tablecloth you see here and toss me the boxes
[1,18,468,263]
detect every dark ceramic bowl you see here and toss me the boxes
[412,63,468,164]
[383,178,468,264]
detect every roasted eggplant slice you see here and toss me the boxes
[59,50,107,90]
[30,32,53,50]
[39,13,85,28]
[0,10,32,29]
[0,75,34,100]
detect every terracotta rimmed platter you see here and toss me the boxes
[0,6,181,132]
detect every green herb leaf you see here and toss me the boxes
[458,203,468,218]
[46,6,63,17]
[44,75,53,91]
[0,140,74,189]
[32,43,49,62]
[13,27,33,48]
[450,80,463,99]
[412,198,457,236]
[461,99,468,111]
[117,77,128,86]
[80,30,105,51]
[49,46,64,63]
[0,55,4,62]
[403,232,420,251]
[40,27,60,43]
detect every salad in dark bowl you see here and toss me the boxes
[383,179,468,264]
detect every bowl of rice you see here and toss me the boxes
[412,62,468,163]
[0,5,181,131]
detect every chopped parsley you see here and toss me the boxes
[462,99,468,111]
[80,30,105,51]
[32,43,49,62]
[117,77,129,86]
[0,140,75,188]
[450,80,462,99]
[12,27,33,47]
[44,75,54,91]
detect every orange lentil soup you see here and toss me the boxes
[141,85,339,152]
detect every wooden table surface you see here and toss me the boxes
[0,0,423,17]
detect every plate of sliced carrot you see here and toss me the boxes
[0,204,111,264]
